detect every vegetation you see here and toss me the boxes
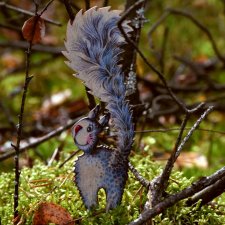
[0,0,225,224]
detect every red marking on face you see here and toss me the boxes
[74,125,82,134]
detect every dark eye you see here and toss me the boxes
[87,126,92,132]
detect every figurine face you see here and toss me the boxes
[72,105,109,153]
[72,118,101,153]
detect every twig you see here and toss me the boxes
[176,106,213,156]
[82,1,97,110]
[148,11,170,37]
[63,0,75,21]
[128,162,149,188]
[0,1,61,26]
[85,0,90,10]
[1,55,60,79]
[58,149,81,168]
[148,8,225,65]
[123,0,144,14]
[0,22,21,32]
[151,113,190,205]
[152,104,211,206]
[173,55,205,76]
[0,118,80,162]
[159,27,169,74]
[0,40,64,54]
[166,8,225,65]
[135,127,225,136]
[186,175,225,206]
[128,165,225,225]
[11,1,60,217]
[48,132,67,166]
[103,0,109,7]
[117,3,188,113]
[12,1,39,221]
[61,0,96,110]
[59,154,150,189]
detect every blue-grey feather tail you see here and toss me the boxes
[64,6,134,159]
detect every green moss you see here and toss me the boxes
[1,152,225,224]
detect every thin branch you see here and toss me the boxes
[103,0,109,7]
[83,0,96,107]
[85,0,90,10]
[0,1,61,26]
[187,175,225,206]
[63,0,75,21]
[128,162,150,188]
[61,0,96,110]
[160,27,169,73]
[166,8,225,65]
[152,104,211,206]
[129,165,225,225]
[39,0,55,16]
[12,1,41,221]
[148,11,170,36]
[151,113,189,205]
[117,3,188,113]
[58,149,81,168]
[135,127,225,136]
[59,153,150,189]
[0,40,64,54]
[148,8,225,65]
[0,118,80,162]
[175,106,214,157]
[0,22,21,32]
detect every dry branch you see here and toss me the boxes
[0,1,61,26]
[0,118,80,162]
[129,165,225,225]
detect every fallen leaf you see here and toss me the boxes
[22,16,45,44]
[33,202,75,225]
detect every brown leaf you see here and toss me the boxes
[22,16,45,44]
[33,202,75,225]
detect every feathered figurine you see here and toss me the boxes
[63,6,134,211]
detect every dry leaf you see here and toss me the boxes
[22,16,45,44]
[33,202,75,225]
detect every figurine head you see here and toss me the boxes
[72,105,109,153]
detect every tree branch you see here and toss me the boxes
[0,118,80,162]
[117,4,188,113]
[0,1,61,26]
[129,165,225,225]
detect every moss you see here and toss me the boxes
[1,153,225,224]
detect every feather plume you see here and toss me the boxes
[64,6,134,158]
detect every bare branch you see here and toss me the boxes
[62,0,75,21]
[166,8,225,65]
[129,165,225,225]
[187,175,225,206]
[118,4,188,113]
[85,0,90,10]
[0,1,61,26]
[58,149,81,168]
[0,118,80,162]
[128,162,150,188]
[148,8,225,65]
[0,40,64,54]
